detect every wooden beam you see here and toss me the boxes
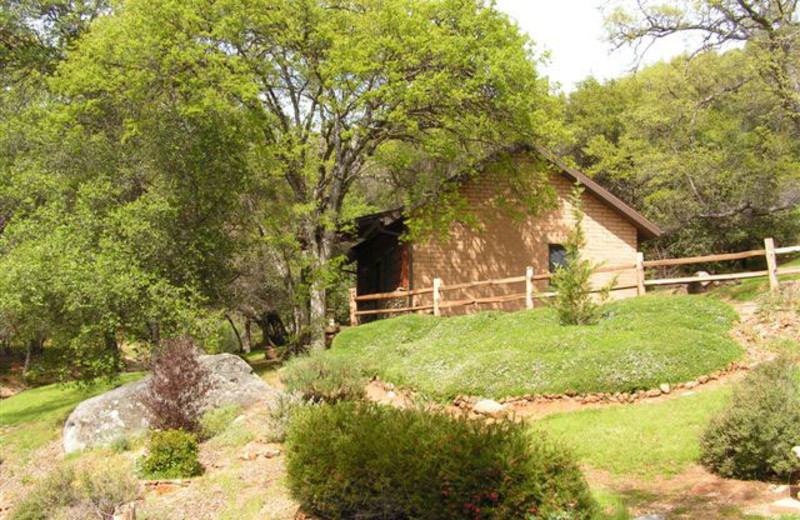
[355,304,435,317]
[348,288,359,326]
[354,286,433,301]
[433,278,441,317]
[776,245,800,255]
[765,237,779,293]
[525,266,534,310]
[645,270,769,286]
[635,252,645,296]
[642,249,766,268]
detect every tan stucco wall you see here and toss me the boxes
[411,161,640,314]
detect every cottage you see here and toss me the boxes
[350,144,661,318]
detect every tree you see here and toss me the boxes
[550,185,613,325]
[605,0,800,132]
[57,0,558,345]
[565,49,800,257]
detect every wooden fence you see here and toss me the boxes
[348,238,800,326]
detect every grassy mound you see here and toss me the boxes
[330,295,742,400]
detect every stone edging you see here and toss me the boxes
[452,360,755,412]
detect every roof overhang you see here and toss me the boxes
[350,143,662,242]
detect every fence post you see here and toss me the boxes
[765,237,780,293]
[635,252,646,296]
[433,278,442,317]
[525,266,534,309]
[348,288,359,326]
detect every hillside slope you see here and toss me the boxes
[330,295,742,400]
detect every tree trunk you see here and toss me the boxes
[243,319,252,353]
[307,229,335,350]
[225,314,245,353]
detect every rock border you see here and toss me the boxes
[451,360,754,412]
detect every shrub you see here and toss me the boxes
[265,393,304,442]
[10,466,77,520]
[9,465,138,520]
[77,465,139,518]
[139,430,203,479]
[140,337,212,434]
[200,404,242,439]
[550,185,614,326]
[700,359,800,481]
[110,436,132,453]
[283,353,365,403]
[285,402,596,520]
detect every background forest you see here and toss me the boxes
[1,0,798,382]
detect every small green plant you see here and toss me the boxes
[283,352,365,403]
[9,464,138,520]
[200,404,242,439]
[110,436,132,453]
[285,402,596,520]
[265,393,304,443]
[9,466,77,520]
[550,184,615,325]
[139,430,203,479]
[700,359,800,481]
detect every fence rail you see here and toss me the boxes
[348,237,800,326]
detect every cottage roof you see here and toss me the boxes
[354,144,662,244]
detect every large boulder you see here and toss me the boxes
[63,353,281,454]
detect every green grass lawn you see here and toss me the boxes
[0,373,142,460]
[329,295,742,401]
[539,386,732,478]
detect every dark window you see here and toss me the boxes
[549,244,567,272]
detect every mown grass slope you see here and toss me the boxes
[329,295,742,400]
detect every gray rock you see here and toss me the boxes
[472,399,506,418]
[634,515,665,520]
[63,354,280,454]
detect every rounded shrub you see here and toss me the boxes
[283,353,365,403]
[285,402,596,520]
[140,430,203,479]
[700,359,800,481]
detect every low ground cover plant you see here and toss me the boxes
[282,352,365,403]
[9,464,138,520]
[139,429,203,479]
[140,337,212,434]
[329,295,741,400]
[700,359,800,481]
[285,402,596,519]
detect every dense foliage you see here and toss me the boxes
[565,49,800,258]
[0,0,557,378]
[140,338,212,434]
[139,430,203,479]
[285,402,596,520]
[328,295,741,400]
[282,352,366,403]
[700,360,800,481]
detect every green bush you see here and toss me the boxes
[139,430,203,479]
[283,353,365,403]
[700,359,800,481]
[285,402,596,520]
[200,404,242,439]
[265,393,304,442]
[10,466,76,520]
[110,436,132,453]
[9,465,138,520]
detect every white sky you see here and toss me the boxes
[495,0,699,93]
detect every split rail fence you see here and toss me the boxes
[348,238,800,326]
